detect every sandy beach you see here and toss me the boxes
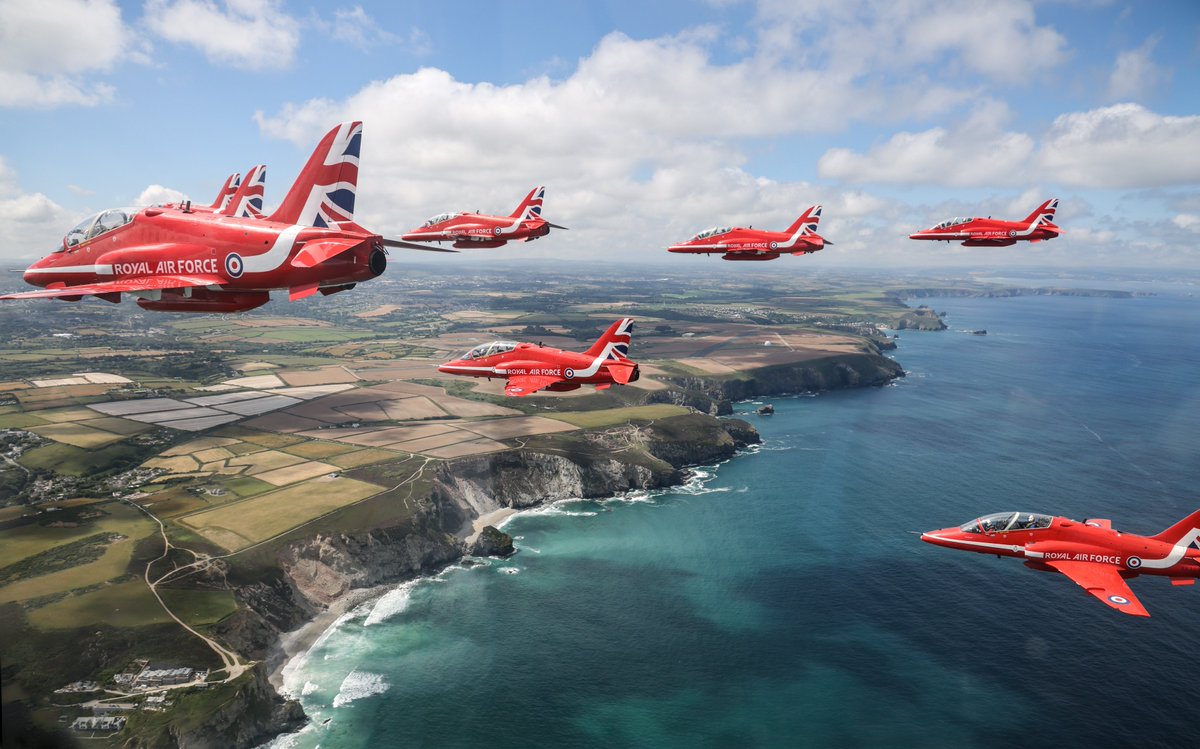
[465,507,518,545]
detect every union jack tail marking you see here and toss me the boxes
[221,164,267,218]
[1022,198,1059,226]
[585,318,635,360]
[511,186,545,220]
[784,205,822,236]
[210,172,241,210]
[267,122,361,227]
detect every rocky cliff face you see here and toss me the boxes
[196,413,759,749]
[652,352,905,414]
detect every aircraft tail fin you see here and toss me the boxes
[1150,509,1200,545]
[221,165,267,218]
[1022,198,1059,227]
[509,186,545,220]
[584,318,635,360]
[266,121,361,227]
[210,173,241,210]
[784,205,822,236]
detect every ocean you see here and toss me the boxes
[268,290,1199,749]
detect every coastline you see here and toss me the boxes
[265,447,745,727]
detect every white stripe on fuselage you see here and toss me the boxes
[922,534,1024,554]
[242,224,305,274]
[27,263,115,277]
[1137,529,1200,569]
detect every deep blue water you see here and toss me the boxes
[270,293,1199,749]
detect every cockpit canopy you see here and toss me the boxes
[58,208,137,251]
[692,226,731,241]
[461,341,519,360]
[423,212,462,227]
[960,512,1054,534]
[931,217,974,230]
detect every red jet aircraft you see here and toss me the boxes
[667,205,829,261]
[438,318,638,397]
[922,509,1200,617]
[909,198,1062,246]
[399,186,567,249]
[1,122,451,313]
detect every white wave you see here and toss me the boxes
[301,680,320,696]
[499,567,521,575]
[332,670,389,708]
[364,581,418,626]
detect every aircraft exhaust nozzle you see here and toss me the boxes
[369,247,387,277]
[630,363,640,383]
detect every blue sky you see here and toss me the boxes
[1,0,1198,267]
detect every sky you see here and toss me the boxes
[1,0,1198,269]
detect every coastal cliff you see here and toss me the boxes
[653,352,905,414]
[177,413,760,748]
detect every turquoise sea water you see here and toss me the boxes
[269,292,1199,749]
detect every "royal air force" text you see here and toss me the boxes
[113,259,221,276]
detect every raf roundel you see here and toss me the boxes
[770,241,779,250]
[564,368,575,380]
[494,227,503,235]
[1126,556,1143,569]
[224,252,244,278]
[1107,595,1131,606]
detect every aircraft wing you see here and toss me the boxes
[1044,560,1150,617]
[504,375,562,397]
[0,274,224,301]
[670,244,729,253]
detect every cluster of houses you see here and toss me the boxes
[63,663,208,734]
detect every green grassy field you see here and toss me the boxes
[0,531,150,604]
[0,412,48,428]
[27,580,167,629]
[279,440,360,459]
[157,588,239,627]
[1,502,151,565]
[181,476,385,551]
[18,441,144,477]
[548,404,691,428]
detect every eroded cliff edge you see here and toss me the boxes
[183,413,759,749]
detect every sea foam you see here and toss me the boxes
[332,670,389,708]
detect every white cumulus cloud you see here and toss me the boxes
[144,0,301,71]
[1107,37,1169,102]
[0,157,76,259]
[0,0,132,108]
[1037,104,1200,188]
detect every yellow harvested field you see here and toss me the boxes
[462,416,579,440]
[193,447,236,463]
[161,437,242,456]
[226,449,306,475]
[280,441,359,459]
[392,431,479,452]
[278,366,359,386]
[354,304,403,318]
[326,448,405,468]
[238,431,306,448]
[255,460,337,487]
[29,423,127,448]
[325,423,456,448]
[425,438,508,458]
[378,397,448,420]
[37,407,102,423]
[0,380,30,391]
[182,476,383,550]
[435,397,521,418]
[143,455,201,473]
[335,401,390,422]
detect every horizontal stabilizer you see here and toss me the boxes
[545,222,569,230]
[606,361,636,385]
[291,238,364,268]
